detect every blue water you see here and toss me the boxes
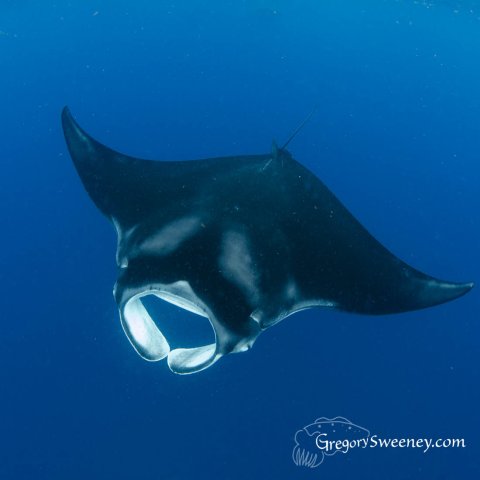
[1,1,478,478]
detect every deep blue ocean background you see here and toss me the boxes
[1,1,479,479]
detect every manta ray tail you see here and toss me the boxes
[281,107,317,150]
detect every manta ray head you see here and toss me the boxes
[113,275,262,375]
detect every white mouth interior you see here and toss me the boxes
[120,287,219,374]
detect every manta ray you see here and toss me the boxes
[62,107,473,374]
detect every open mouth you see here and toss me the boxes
[119,284,220,374]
